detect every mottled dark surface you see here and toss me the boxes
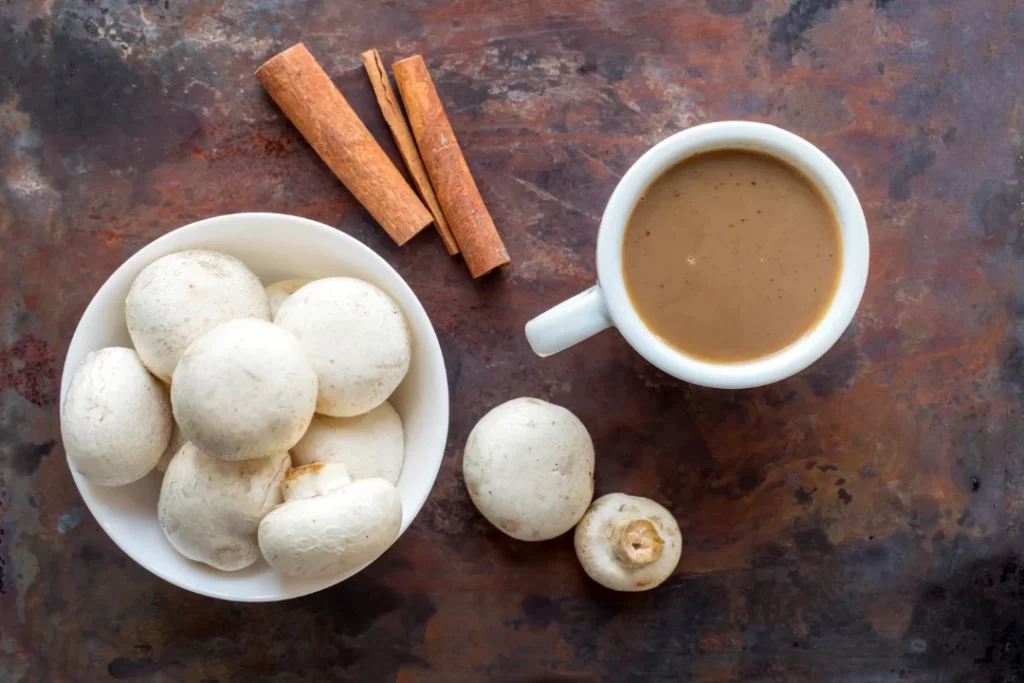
[1,0,1023,681]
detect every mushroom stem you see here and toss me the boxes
[612,519,664,567]
[282,463,352,501]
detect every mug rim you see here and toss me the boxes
[596,121,869,389]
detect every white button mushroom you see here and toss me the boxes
[574,493,682,592]
[290,402,404,484]
[125,250,270,382]
[154,421,184,474]
[171,318,318,461]
[61,347,171,486]
[258,463,402,578]
[265,278,312,319]
[274,277,411,417]
[463,397,595,541]
[158,442,291,571]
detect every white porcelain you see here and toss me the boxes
[525,121,870,389]
[59,213,449,601]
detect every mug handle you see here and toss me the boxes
[525,285,613,357]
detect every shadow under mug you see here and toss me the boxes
[524,121,870,390]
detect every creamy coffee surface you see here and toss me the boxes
[622,149,842,363]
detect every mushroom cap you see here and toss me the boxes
[158,442,290,571]
[125,250,270,382]
[463,397,594,541]
[266,278,312,319]
[171,318,318,461]
[154,422,185,474]
[61,347,171,486]
[290,402,404,484]
[574,493,682,592]
[258,466,402,578]
[274,277,411,417]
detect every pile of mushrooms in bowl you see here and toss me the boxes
[59,213,448,601]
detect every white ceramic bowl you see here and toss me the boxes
[59,213,449,601]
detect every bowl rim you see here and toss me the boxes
[59,212,449,601]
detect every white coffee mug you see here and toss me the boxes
[525,121,869,389]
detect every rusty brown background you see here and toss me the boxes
[3,0,1024,681]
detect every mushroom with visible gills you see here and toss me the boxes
[290,402,404,484]
[574,493,682,592]
[274,277,411,417]
[462,397,594,541]
[61,347,171,486]
[258,463,402,578]
[266,278,311,319]
[125,250,269,382]
[158,442,291,571]
[171,318,318,461]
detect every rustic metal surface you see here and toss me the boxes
[2,0,1023,680]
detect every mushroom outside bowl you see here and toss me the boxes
[59,213,450,601]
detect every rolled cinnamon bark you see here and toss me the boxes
[393,55,510,277]
[361,49,460,255]
[257,44,432,245]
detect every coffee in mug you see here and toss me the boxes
[525,121,869,390]
[621,149,842,363]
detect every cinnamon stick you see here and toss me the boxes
[256,44,432,245]
[392,55,510,277]
[361,49,460,256]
